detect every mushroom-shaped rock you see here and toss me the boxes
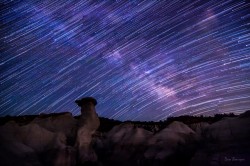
[75,97,97,107]
[75,97,100,164]
[75,97,100,130]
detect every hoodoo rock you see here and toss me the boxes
[75,97,100,164]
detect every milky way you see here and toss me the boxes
[1,0,250,121]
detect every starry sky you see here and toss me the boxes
[1,0,250,121]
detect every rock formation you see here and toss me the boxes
[31,112,77,142]
[0,121,67,166]
[189,122,210,135]
[105,123,152,162]
[0,107,249,166]
[191,114,250,166]
[144,121,197,161]
[75,97,100,164]
[0,97,100,166]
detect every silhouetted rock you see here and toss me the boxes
[0,141,42,166]
[0,122,65,151]
[53,146,76,166]
[0,109,249,166]
[144,121,197,161]
[0,121,68,166]
[75,97,100,164]
[191,115,250,166]
[31,112,77,146]
[239,110,250,118]
[189,122,210,135]
[75,97,97,107]
[205,117,250,144]
[106,123,152,162]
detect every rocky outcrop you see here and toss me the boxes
[189,122,210,135]
[75,97,100,164]
[239,110,250,118]
[1,109,250,166]
[0,140,41,166]
[0,97,100,166]
[144,121,197,162]
[205,117,250,143]
[93,121,198,166]
[191,115,250,166]
[0,121,65,152]
[31,112,77,144]
[105,123,152,161]
[0,121,68,166]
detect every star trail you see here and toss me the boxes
[1,0,250,121]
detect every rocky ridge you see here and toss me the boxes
[0,111,249,166]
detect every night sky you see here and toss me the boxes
[1,0,250,121]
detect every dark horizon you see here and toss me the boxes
[0,110,244,125]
